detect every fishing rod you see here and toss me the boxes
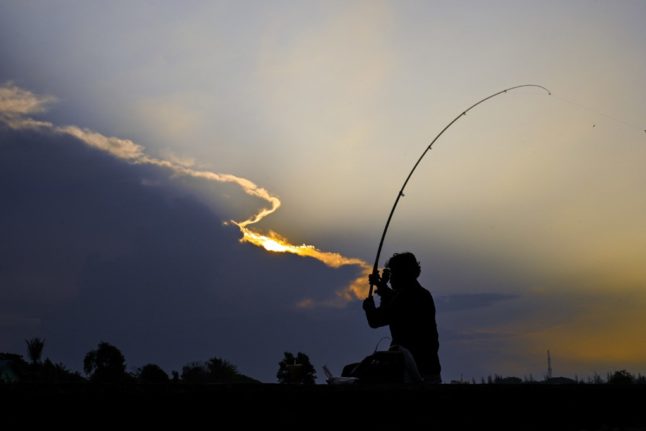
[369,84,551,297]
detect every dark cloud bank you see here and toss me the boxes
[1,124,520,381]
[0,125,374,380]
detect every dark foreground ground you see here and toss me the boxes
[3,383,646,429]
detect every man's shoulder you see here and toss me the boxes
[404,284,433,301]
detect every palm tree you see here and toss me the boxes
[25,337,45,364]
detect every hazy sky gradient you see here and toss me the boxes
[1,1,645,381]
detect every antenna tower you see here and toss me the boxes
[547,350,553,379]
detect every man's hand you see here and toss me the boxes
[369,269,390,297]
[368,271,380,287]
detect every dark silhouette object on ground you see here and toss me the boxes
[181,356,259,384]
[25,338,45,365]
[341,349,411,384]
[83,341,129,383]
[136,364,169,384]
[494,376,523,384]
[277,352,316,384]
[361,252,441,383]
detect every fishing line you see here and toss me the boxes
[550,93,645,133]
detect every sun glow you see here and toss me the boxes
[231,207,371,300]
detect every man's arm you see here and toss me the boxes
[363,295,391,328]
[363,270,395,328]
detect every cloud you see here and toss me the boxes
[437,293,517,312]
[59,125,145,160]
[0,83,370,304]
[0,81,56,118]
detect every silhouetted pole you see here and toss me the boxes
[369,84,551,297]
[547,350,553,379]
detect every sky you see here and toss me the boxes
[1,1,645,382]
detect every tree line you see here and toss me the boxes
[451,371,646,385]
[3,338,644,385]
[1,338,316,385]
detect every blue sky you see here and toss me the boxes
[1,1,645,382]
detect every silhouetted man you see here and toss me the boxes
[363,252,441,383]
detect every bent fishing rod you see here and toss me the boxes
[369,84,551,297]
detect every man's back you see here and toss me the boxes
[386,283,441,376]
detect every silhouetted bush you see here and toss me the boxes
[181,357,258,384]
[0,353,83,383]
[0,353,28,383]
[39,359,84,383]
[181,361,210,383]
[207,357,240,383]
[277,352,316,384]
[494,376,523,384]
[136,363,169,384]
[608,369,634,385]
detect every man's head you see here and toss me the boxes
[385,252,421,288]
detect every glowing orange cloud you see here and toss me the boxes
[234,225,372,302]
[1,83,370,304]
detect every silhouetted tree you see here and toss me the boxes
[136,363,169,384]
[277,352,316,384]
[1,352,82,383]
[181,357,259,384]
[608,369,634,385]
[25,338,45,365]
[207,356,239,383]
[181,362,209,383]
[40,359,85,383]
[277,352,295,383]
[590,373,604,384]
[83,341,128,383]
